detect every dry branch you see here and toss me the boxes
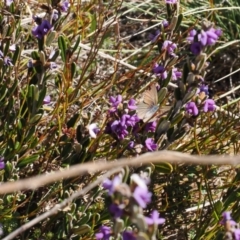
[0,150,240,195]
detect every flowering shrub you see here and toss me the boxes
[0,0,239,239]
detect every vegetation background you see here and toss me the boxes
[0,0,240,239]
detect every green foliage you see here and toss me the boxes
[0,0,239,239]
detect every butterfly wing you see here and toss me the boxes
[137,103,159,122]
[143,85,158,106]
[137,85,159,122]
[136,103,149,120]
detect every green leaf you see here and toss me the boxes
[46,31,57,46]
[158,87,168,104]
[162,69,172,88]
[154,162,173,174]
[17,154,39,167]
[72,224,91,235]
[72,35,81,54]
[12,45,20,65]
[71,62,77,79]
[58,35,67,63]
[29,114,42,124]
[174,14,183,32]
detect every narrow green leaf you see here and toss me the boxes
[58,35,67,62]
[17,154,39,167]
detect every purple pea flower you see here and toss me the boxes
[43,95,51,105]
[145,121,157,132]
[0,51,13,66]
[109,203,124,218]
[172,68,182,81]
[111,120,128,140]
[162,40,177,55]
[145,210,165,225]
[60,0,69,12]
[102,175,122,195]
[162,19,169,28]
[128,141,135,149]
[145,138,157,151]
[220,212,233,225]
[198,84,209,95]
[198,28,221,46]
[32,20,52,39]
[187,29,197,43]
[109,95,122,112]
[95,225,111,240]
[88,123,100,138]
[190,42,202,55]
[4,56,13,66]
[153,63,167,79]
[0,157,5,170]
[203,99,216,112]
[122,231,136,240]
[149,30,160,43]
[121,114,140,127]
[133,186,152,208]
[185,102,199,116]
[128,99,137,110]
[165,0,177,3]
[6,0,13,6]
[234,229,240,240]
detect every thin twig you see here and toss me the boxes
[2,168,122,240]
[0,150,240,195]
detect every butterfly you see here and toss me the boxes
[136,85,159,122]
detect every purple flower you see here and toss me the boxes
[133,186,152,208]
[43,95,51,105]
[203,99,216,112]
[187,29,197,43]
[0,51,13,66]
[4,57,13,66]
[32,20,52,39]
[88,123,100,138]
[198,84,209,95]
[122,231,136,240]
[172,68,182,80]
[190,42,202,55]
[109,204,123,218]
[145,121,157,132]
[165,0,177,3]
[102,175,122,195]
[221,212,232,224]
[153,63,167,79]
[149,30,160,43]
[198,27,222,46]
[0,157,5,170]
[95,226,111,240]
[162,40,177,55]
[185,102,199,116]
[109,95,122,112]
[162,19,169,28]
[60,0,69,12]
[49,62,58,69]
[121,114,140,128]
[234,229,240,240]
[145,210,165,225]
[128,99,137,110]
[128,141,134,148]
[6,0,13,6]
[145,138,157,151]
[111,120,128,140]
